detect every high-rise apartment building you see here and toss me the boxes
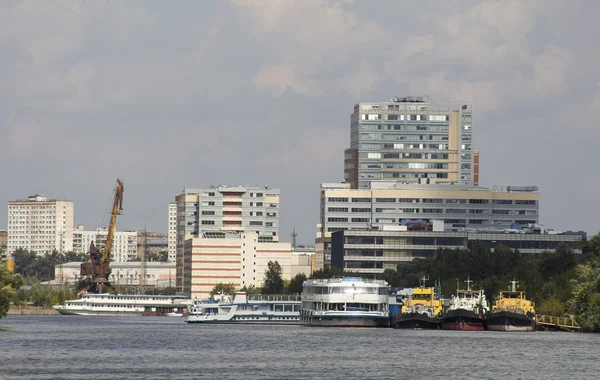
[7,195,74,255]
[174,186,281,292]
[345,96,474,189]
[168,203,177,262]
[72,226,138,262]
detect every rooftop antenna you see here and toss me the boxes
[291,224,297,249]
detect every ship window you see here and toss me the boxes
[274,304,283,312]
[284,305,293,312]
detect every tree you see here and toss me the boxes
[148,251,169,262]
[210,282,236,297]
[240,284,261,295]
[381,269,400,288]
[1,266,24,319]
[262,261,284,294]
[309,266,348,279]
[285,273,307,294]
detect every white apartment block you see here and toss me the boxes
[73,226,138,262]
[7,195,74,255]
[168,202,177,262]
[180,232,311,299]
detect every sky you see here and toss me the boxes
[1,0,599,245]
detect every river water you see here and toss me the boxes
[1,315,599,379]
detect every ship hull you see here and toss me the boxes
[485,311,534,332]
[393,313,440,330]
[302,315,390,328]
[442,309,485,331]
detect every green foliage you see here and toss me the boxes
[309,266,349,279]
[285,273,307,294]
[148,251,169,262]
[210,283,236,297]
[1,266,24,318]
[537,297,566,316]
[12,249,87,282]
[262,261,284,294]
[567,258,600,332]
[240,284,262,295]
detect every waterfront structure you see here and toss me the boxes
[329,226,586,276]
[300,277,390,327]
[186,292,301,324]
[180,232,311,299]
[7,195,74,255]
[174,186,281,292]
[53,261,176,289]
[344,96,475,189]
[316,181,539,267]
[168,203,177,262]
[73,226,137,262]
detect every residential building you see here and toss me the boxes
[7,195,74,255]
[53,261,176,289]
[181,232,311,299]
[345,96,474,189]
[0,230,7,251]
[73,226,137,262]
[330,225,586,277]
[316,181,539,268]
[168,203,177,262]
[174,186,280,292]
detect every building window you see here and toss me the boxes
[249,221,263,226]
[201,220,215,225]
[328,198,348,203]
[375,198,396,203]
[351,218,370,223]
[351,198,371,203]
[201,211,215,216]
[351,208,371,213]
[328,207,348,212]
[327,218,348,223]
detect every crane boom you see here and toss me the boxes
[80,179,124,293]
[103,179,124,264]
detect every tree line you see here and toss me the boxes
[11,249,87,282]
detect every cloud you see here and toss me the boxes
[1,0,600,243]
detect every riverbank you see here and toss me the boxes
[7,306,59,315]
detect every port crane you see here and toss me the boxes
[79,179,124,294]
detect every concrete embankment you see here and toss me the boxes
[8,307,59,315]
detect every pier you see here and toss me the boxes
[535,314,580,331]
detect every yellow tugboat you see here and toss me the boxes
[392,278,443,329]
[485,280,535,332]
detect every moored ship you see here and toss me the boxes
[186,292,301,324]
[300,277,390,327]
[485,280,535,332]
[54,293,190,316]
[393,278,443,330]
[441,278,488,331]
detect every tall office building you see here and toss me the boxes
[344,96,474,189]
[167,203,177,262]
[174,186,281,293]
[7,195,74,255]
[72,226,138,262]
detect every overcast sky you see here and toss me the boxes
[1,0,599,244]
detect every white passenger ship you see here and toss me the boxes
[186,292,301,324]
[300,277,390,327]
[54,293,191,316]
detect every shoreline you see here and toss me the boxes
[7,307,59,316]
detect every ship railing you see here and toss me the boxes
[535,314,580,330]
[247,294,302,302]
[308,277,388,286]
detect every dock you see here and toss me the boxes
[535,314,580,331]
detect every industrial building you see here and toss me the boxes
[173,186,281,293]
[344,96,477,189]
[315,181,539,268]
[180,232,311,299]
[7,195,74,255]
[330,224,586,277]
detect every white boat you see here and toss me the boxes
[300,277,390,327]
[53,293,191,316]
[186,292,301,324]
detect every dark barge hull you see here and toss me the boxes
[485,311,534,332]
[442,309,485,331]
[393,313,440,329]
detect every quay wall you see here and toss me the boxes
[7,307,59,315]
